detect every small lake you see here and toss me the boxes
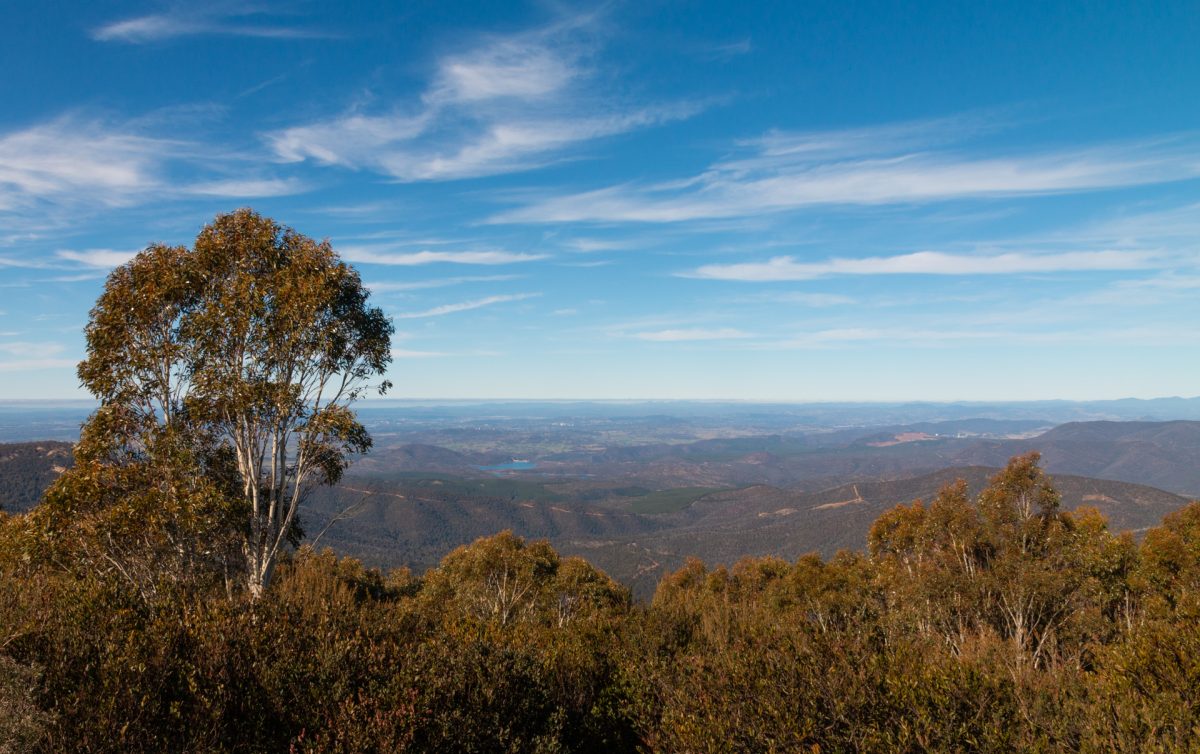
[477,460,537,471]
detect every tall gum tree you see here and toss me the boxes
[74,209,393,599]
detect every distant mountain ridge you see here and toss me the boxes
[956,420,1200,495]
[1,419,1196,599]
[0,441,73,513]
[495,420,1200,496]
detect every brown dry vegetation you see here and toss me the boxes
[2,453,1200,752]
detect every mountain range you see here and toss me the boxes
[2,418,1196,598]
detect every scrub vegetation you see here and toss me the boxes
[4,455,1200,752]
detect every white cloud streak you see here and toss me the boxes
[764,325,1200,349]
[430,38,578,103]
[770,292,856,306]
[0,116,307,228]
[721,114,1004,168]
[631,327,754,341]
[390,348,450,358]
[56,249,139,268]
[342,247,548,266]
[0,118,179,210]
[184,177,308,197]
[366,274,519,292]
[0,358,77,372]
[93,9,333,44]
[0,341,66,359]
[687,249,1160,281]
[562,238,639,252]
[395,293,539,318]
[493,124,1200,223]
[0,256,50,269]
[1066,271,1200,307]
[41,272,108,283]
[267,18,702,181]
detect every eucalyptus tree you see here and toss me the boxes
[36,242,242,601]
[67,209,393,599]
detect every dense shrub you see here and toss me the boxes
[0,654,51,754]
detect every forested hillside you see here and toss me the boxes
[957,420,1200,494]
[296,462,1190,597]
[0,442,72,513]
[2,437,1192,601]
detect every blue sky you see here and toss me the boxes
[1,0,1198,401]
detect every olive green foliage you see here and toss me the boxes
[47,210,393,600]
[0,522,636,753]
[0,654,51,754]
[422,530,628,627]
[26,418,243,604]
[5,446,1200,751]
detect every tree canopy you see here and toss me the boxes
[44,208,393,599]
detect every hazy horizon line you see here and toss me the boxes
[2,395,1198,407]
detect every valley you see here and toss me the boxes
[6,401,1198,598]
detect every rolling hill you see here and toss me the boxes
[1,418,1195,598]
[302,464,1192,598]
[951,420,1200,495]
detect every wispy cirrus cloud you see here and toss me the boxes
[762,325,1200,350]
[0,358,78,372]
[390,348,450,358]
[56,245,533,276]
[0,341,67,359]
[429,33,580,103]
[92,6,334,44]
[631,327,754,341]
[365,274,519,293]
[763,326,1033,349]
[686,249,1161,281]
[0,118,180,211]
[395,293,539,319]
[39,272,108,283]
[719,113,1005,169]
[0,341,76,372]
[1065,271,1200,307]
[493,118,1200,224]
[0,255,51,269]
[267,16,704,181]
[184,177,309,197]
[1051,201,1200,250]
[560,237,646,253]
[0,115,308,232]
[342,247,548,266]
[723,291,856,307]
[765,292,855,307]
[1118,272,1200,291]
[56,248,140,268]
[698,39,754,62]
